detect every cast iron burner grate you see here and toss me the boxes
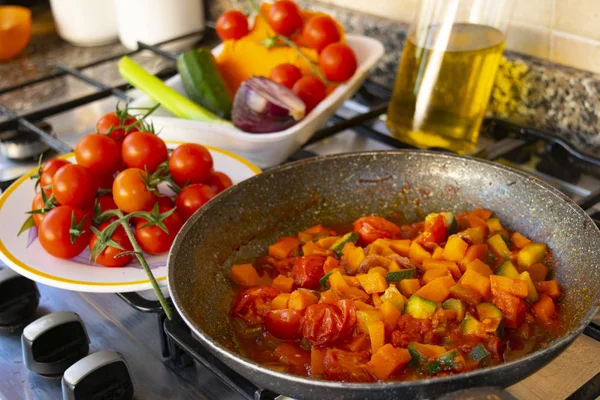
[2,24,600,400]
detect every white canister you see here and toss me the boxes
[50,0,118,46]
[115,0,205,51]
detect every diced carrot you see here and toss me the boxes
[268,236,302,259]
[323,256,340,274]
[274,343,310,367]
[310,347,326,375]
[302,241,329,256]
[459,270,491,299]
[316,236,339,249]
[389,239,411,256]
[535,280,561,299]
[288,289,319,310]
[304,224,333,236]
[357,272,388,294]
[230,264,262,286]
[271,293,290,309]
[490,275,528,298]
[272,274,294,293]
[422,259,457,270]
[368,320,386,353]
[460,244,489,270]
[319,289,340,305]
[422,266,450,284]
[344,275,362,288]
[367,344,411,381]
[466,214,488,235]
[380,301,401,329]
[532,294,557,324]
[414,276,455,303]
[526,263,549,282]
[347,334,370,352]
[465,258,493,278]
[409,241,432,264]
[493,291,527,329]
[470,208,493,220]
[399,279,421,297]
[511,232,532,249]
[449,284,483,305]
[444,236,469,261]
[432,246,445,260]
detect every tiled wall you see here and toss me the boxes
[317,0,600,74]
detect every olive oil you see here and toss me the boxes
[386,23,505,153]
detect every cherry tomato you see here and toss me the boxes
[216,9,249,40]
[353,216,401,244]
[264,309,304,340]
[39,159,71,194]
[38,205,91,259]
[52,164,98,208]
[206,171,233,194]
[89,221,133,267]
[418,215,447,247]
[292,76,326,113]
[292,255,326,289]
[95,173,115,190]
[302,15,340,53]
[130,196,175,225]
[121,131,168,173]
[75,133,121,177]
[31,192,48,227]
[112,168,156,213]
[135,204,183,254]
[232,286,280,326]
[95,194,118,214]
[175,184,215,221]
[323,349,372,382]
[320,43,357,82]
[302,300,356,346]
[267,0,303,36]
[270,64,303,89]
[96,112,139,143]
[169,143,213,186]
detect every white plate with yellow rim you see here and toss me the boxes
[0,141,260,293]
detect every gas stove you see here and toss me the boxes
[1,29,600,400]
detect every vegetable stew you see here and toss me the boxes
[228,210,561,382]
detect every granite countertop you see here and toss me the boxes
[2,0,600,157]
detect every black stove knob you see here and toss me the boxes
[62,350,134,400]
[0,268,40,327]
[22,311,90,377]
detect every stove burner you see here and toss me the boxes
[0,121,56,160]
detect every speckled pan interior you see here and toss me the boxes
[168,151,600,399]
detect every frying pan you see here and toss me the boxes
[167,151,600,399]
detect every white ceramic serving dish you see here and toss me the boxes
[130,35,385,168]
[0,141,260,293]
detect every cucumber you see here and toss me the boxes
[460,313,482,336]
[496,260,519,278]
[319,271,333,288]
[385,268,416,283]
[177,48,232,119]
[469,343,491,362]
[330,232,359,257]
[426,350,458,374]
[405,295,437,319]
[442,298,466,321]
[381,284,405,312]
[476,302,504,337]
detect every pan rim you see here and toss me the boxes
[168,149,600,390]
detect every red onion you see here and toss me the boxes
[232,76,306,133]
